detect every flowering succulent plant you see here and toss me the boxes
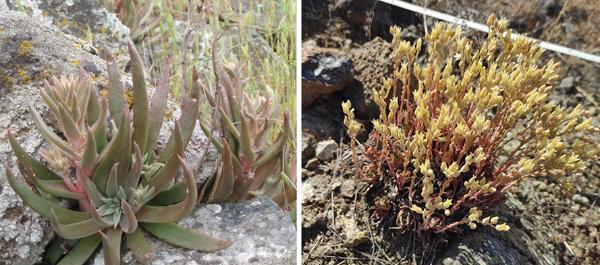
[198,62,296,209]
[5,42,231,265]
[342,15,599,236]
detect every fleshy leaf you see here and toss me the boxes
[147,182,185,206]
[89,201,113,227]
[207,142,234,203]
[126,143,143,198]
[8,132,60,180]
[126,229,153,264]
[99,228,122,265]
[136,157,197,223]
[146,60,170,154]
[106,163,119,198]
[56,234,101,265]
[27,103,75,156]
[129,41,149,153]
[158,81,199,163]
[5,167,88,222]
[104,46,126,127]
[50,209,104,240]
[144,122,184,196]
[141,223,232,252]
[80,128,97,175]
[119,200,138,233]
[93,110,129,192]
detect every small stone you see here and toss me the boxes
[315,139,338,161]
[340,179,355,198]
[574,217,586,227]
[305,158,320,170]
[302,132,316,160]
[572,194,590,205]
[559,76,575,89]
[206,204,222,214]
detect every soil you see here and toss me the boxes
[301,0,600,264]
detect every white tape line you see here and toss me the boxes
[378,0,600,64]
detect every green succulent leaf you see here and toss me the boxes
[89,201,113,227]
[126,143,143,198]
[136,157,197,223]
[106,163,119,198]
[56,234,101,265]
[198,121,243,172]
[119,200,138,233]
[141,223,233,252]
[33,179,85,200]
[93,110,129,192]
[50,209,104,240]
[158,79,200,163]
[128,41,149,153]
[103,46,126,127]
[91,98,109,150]
[146,60,171,155]
[207,142,234,203]
[145,121,184,196]
[239,114,255,163]
[147,182,186,206]
[99,228,122,265]
[80,128,97,175]
[5,167,88,222]
[126,229,153,264]
[81,174,105,207]
[7,132,60,180]
[27,103,75,156]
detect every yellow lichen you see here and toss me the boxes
[17,69,31,84]
[18,40,33,57]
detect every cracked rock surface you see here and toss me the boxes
[92,197,297,265]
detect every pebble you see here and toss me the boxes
[315,139,338,161]
[573,217,586,227]
[572,194,590,205]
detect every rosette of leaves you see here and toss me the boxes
[198,62,296,209]
[5,42,231,265]
[342,15,599,237]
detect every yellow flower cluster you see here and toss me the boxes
[343,14,599,234]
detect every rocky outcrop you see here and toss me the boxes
[92,197,297,265]
[0,10,106,265]
[5,0,129,52]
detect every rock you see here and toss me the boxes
[302,132,317,161]
[305,158,320,170]
[340,216,368,247]
[315,139,339,161]
[340,179,355,198]
[6,0,130,54]
[92,197,296,265]
[0,11,107,265]
[572,194,590,205]
[573,217,586,227]
[0,0,7,11]
[559,76,575,89]
[439,231,533,265]
[302,47,353,107]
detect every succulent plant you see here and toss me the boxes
[198,62,296,209]
[5,41,231,265]
[342,15,599,236]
